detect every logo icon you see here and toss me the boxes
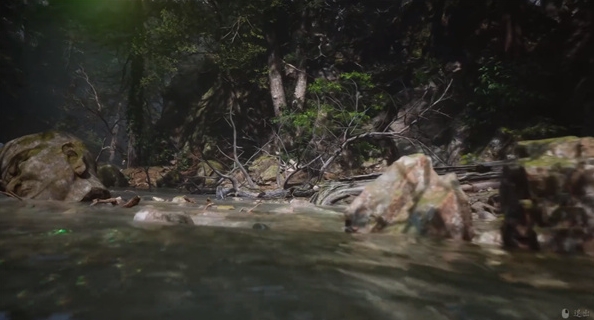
[562,309,570,319]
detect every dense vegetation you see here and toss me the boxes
[1,0,593,180]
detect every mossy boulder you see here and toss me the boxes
[514,136,585,159]
[500,136,594,255]
[196,160,225,185]
[196,160,225,177]
[97,164,129,188]
[0,131,110,201]
[158,169,183,188]
[249,155,279,184]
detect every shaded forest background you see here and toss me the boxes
[1,0,593,176]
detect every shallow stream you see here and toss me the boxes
[0,190,592,320]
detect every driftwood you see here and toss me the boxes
[214,185,315,200]
[1,190,23,201]
[189,160,508,202]
[338,160,510,183]
[122,196,141,208]
[90,197,121,206]
[460,181,500,192]
[311,161,509,205]
[312,185,365,206]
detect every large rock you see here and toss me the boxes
[500,136,594,255]
[249,155,279,184]
[344,154,474,241]
[97,164,129,188]
[0,131,110,201]
[133,206,194,225]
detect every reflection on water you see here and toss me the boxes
[0,195,593,320]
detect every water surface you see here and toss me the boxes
[0,194,593,320]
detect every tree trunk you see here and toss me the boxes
[108,106,121,164]
[126,51,145,167]
[126,0,146,167]
[502,2,524,58]
[127,134,137,169]
[292,8,309,111]
[266,29,287,118]
[426,0,445,57]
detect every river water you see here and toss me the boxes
[0,191,593,320]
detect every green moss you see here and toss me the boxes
[416,190,449,208]
[519,155,576,168]
[157,169,181,188]
[519,199,533,209]
[516,136,580,159]
[460,153,479,165]
[517,136,579,146]
[251,155,276,166]
[197,160,225,176]
[14,131,62,147]
[261,165,279,181]
[97,165,128,188]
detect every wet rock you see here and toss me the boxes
[252,223,270,230]
[97,164,129,188]
[473,230,503,246]
[133,206,194,225]
[500,136,594,255]
[195,160,225,186]
[172,196,186,203]
[345,153,473,241]
[289,199,314,208]
[471,201,498,221]
[0,131,110,201]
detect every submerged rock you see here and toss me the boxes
[252,223,270,230]
[0,131,110,201]
[500,136,594,255]
[344,153,473,241]
[133,206,194,225]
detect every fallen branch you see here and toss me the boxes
[203,159,240,194]
[183,195,196,203]
[240,200,263,213]
[90,197,121,206]
[228,89,257,188]
[1,190,22,201]
[122,196,141,208]
[461,181,500,193]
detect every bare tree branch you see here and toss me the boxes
[315,79,454,181]
[228,91,257,188]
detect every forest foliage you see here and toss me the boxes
[1,0,594,173]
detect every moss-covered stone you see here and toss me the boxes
[97,164,129,188]
[0,131,110,201]
[515,136,581,159]
[249,155,279,183]
[261,164,279,182]
[157,169,182,188]
[196,160,225,177]
[501,135,594,255]
[519,155,576,168]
